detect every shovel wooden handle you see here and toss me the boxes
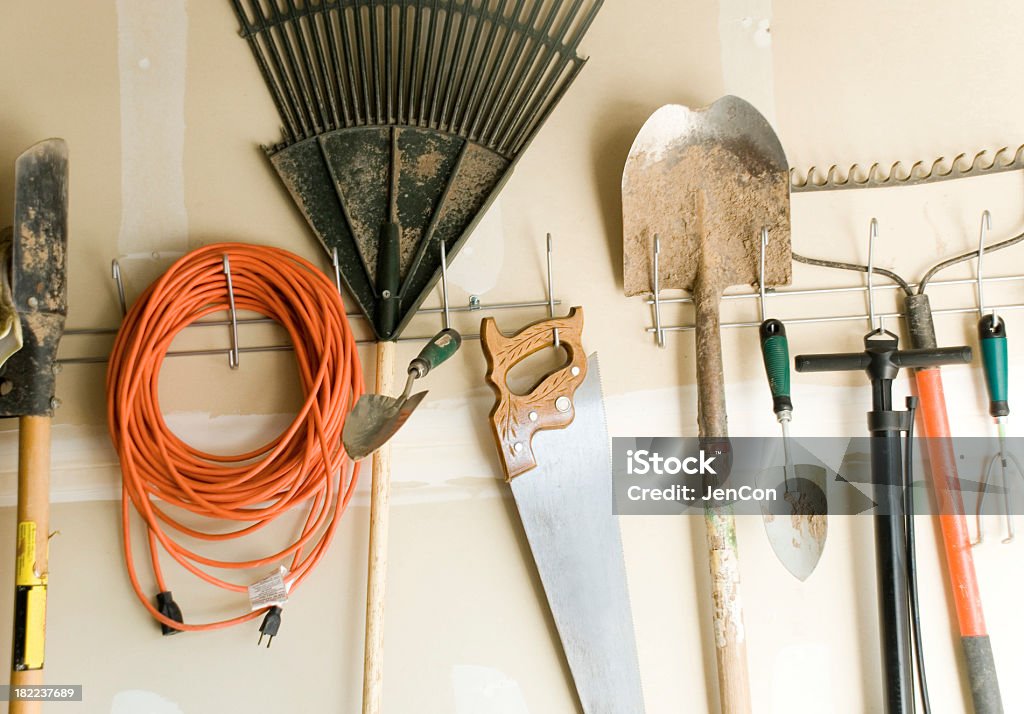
[694,277,752,714]
[10,416,51,714]
[362,341,396,714]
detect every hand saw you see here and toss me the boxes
[481,307,645,714]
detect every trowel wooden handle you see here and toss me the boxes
[10,416,51,714]
[481,308,587,481]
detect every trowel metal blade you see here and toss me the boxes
[342,390,428,460]
[509,355,645,713]
[760,464,829,581]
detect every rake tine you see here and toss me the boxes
[406,1,427,125]
[416,0,442,126]
[271,0,321,136]
[285,0,328,133]
[352,0,374,123]
[468,0,539,145]
[249,0,310,139]
[505,0,602,153]
[233,0,299,142]
[437,0,475,131]
[396,0,410,124]
[323,1,354,126]
[481,0,563,147]
[449,0,499,134]
[369,0,384,123]
[337,1,364,124]
[453,0,513,136]
[427,0,459,128]
[308,4,340,129]
[384,0,395,123]
[496,0,590,152]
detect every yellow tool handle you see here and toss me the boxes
[10,416,51,714]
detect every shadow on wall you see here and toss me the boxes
[588,97,704,293]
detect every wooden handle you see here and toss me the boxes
[10,416,51,714]
[362,342,396,714]
[480,308,587,480]
[692,277,752,712]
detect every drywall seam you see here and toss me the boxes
[718,0,777,125]
[116,0,189,255]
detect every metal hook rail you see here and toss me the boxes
[644,219,1024,342]
[59,236,565,366]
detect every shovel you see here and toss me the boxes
[622,96,790,713]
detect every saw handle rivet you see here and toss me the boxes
[514,442,523,454]
[555,396,571,412]
[529,411,538,422]
[571,366,580,376]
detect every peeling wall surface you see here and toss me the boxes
[1,1,1024,712]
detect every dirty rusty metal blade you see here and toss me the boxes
[342,390,428,461]
[759,464,829,581]
[1,139,69,418]
[510,355,645,713]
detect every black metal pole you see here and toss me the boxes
[869,375,914,713]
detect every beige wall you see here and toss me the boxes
[1,1,1024,712]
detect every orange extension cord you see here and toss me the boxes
[106,243,363,632]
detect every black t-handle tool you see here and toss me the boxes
[797,329,971,714]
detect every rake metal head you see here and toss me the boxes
[233,0,603,340]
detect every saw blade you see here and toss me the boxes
[509,354,645,714]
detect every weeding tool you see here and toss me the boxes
[622,96,791,713]
[481,309,645,714]
[2,139,68,714]
[756,228,827,581]
[231,3,604,710]
[974,210,1021,546]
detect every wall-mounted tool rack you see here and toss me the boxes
[58,235,566,366]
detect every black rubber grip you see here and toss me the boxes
[795,352,870,373]
[892,346,973,368]
[962,635,1004,714]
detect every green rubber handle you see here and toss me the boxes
[978,314,1009,418]
[375,222,401,339]
[410,328,462,378]
[759,319,792,415]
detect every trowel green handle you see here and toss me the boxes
[759,319,792,416]
[410,328,462,378]
[375,222,402,339]
[978,314,1009,418]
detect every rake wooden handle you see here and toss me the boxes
[694,277,752,714]
[362,341,396,714]
[10,416,52,714]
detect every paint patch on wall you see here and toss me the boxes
[718,0,777,124]
[111,690,185,714]
[447,200,505,296]
[452,665,531,714]
[116,0,189,254]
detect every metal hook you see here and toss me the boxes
[546,234,559,348]
[439,240,451,331]
[867,218,879,330]
[331,246,343,295]
[111,259,127,318]
[223,254,240,370]
[652,235,664,348]
[977,210,997,327]
[758,226,769,323]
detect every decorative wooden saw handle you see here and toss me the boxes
[481,308,587,481]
